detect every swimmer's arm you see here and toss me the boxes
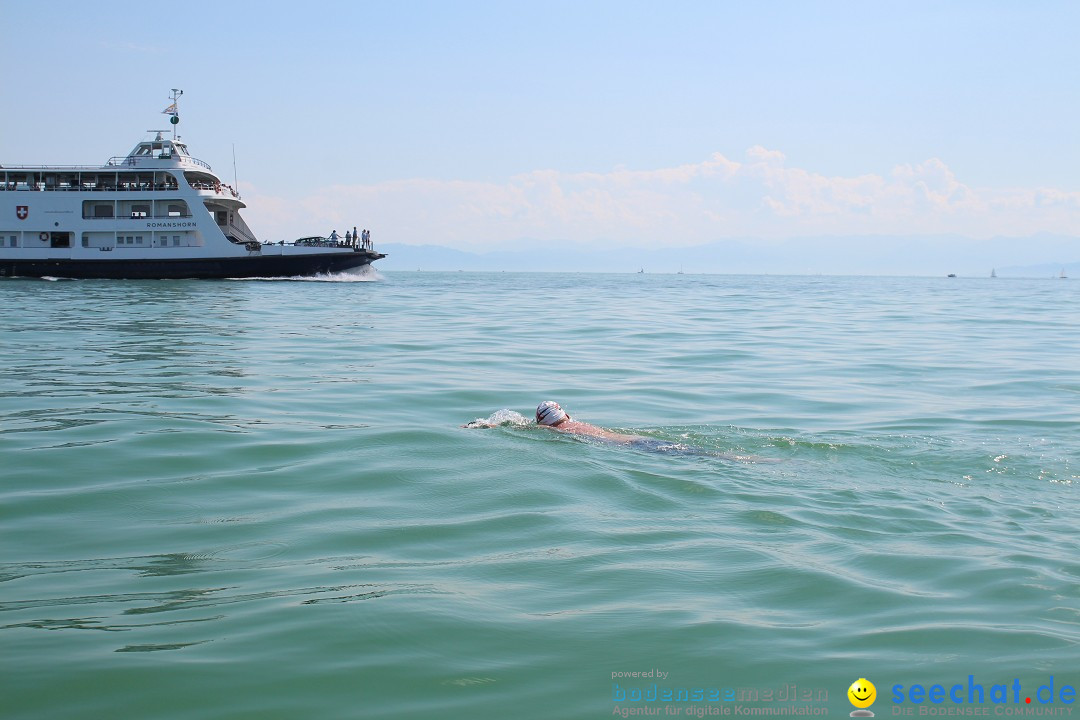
[461,420,496,428]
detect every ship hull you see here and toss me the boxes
[0,251,385,280]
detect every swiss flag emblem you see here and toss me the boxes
[16,205,28,220]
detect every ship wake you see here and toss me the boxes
[228,265,383,283]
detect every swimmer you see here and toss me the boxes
[463,401,643,442]
[533,401,645,443]
[464,401,777,463]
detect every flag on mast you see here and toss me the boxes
[162,102,177,115]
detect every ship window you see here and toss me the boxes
[8,235,16,247]
[82,234,89,247]
[94,204,113,218]
[216,210,228,226]
[173,236,180,246]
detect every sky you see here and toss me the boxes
[3,1,1080,271]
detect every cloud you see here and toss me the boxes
[241,148,1080,249]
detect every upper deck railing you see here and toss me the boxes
[106,155,212,170]
[0,182,244,197]
[1,164,105,171]
[3,155,213,172]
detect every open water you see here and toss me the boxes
[1,271,1078,719]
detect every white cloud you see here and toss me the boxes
[241,148,1080,249]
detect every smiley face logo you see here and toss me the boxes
[848,678,876,712]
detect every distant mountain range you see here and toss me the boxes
[375,234,1080,277]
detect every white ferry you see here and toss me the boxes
[0,91,384,279]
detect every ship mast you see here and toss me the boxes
[163,88,183,140]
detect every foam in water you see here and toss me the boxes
[227,264,384,282]
[302,265,384,282]
[464,409,531,428]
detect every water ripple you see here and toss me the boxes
[2,273,1078,720]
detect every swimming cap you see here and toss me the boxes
[536,401,569,426]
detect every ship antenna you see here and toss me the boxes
[232,143,241,199]
[163,89,183,140]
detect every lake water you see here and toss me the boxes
[2,271,1078,719]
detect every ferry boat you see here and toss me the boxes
[0,91,384,279]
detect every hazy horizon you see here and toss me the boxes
[374,234,1080,277]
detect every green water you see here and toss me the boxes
[2,272,1078,719]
